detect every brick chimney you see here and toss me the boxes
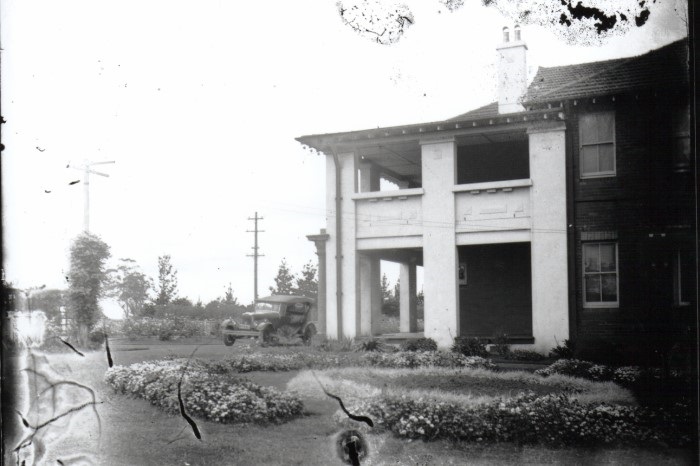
[496,25,527,114]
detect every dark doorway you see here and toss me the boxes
[459,242,532,338]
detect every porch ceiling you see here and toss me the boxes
[355,129,528,185]
[361,248,423,267]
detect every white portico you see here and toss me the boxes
[298,28,569,351]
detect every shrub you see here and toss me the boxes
[352,392,692,447]
[354,338,389,352]
[452,336,488,357]
[105,360,303,424]
[88,329,107,347]
[549,339,575,360]
[401,338,437,352]
[536,359,597,379]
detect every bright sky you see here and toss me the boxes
[1,0,687,318]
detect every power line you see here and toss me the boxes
[246,212,265,301]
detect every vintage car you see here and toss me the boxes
[221,295,317,346]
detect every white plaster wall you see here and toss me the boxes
[497,41,527,114]
[420,139,459,348]
[528,125,569,352]
[355,194,423,238]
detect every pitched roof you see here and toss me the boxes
[447,101,499,121]
[524,38,688,104]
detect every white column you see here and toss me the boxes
[325,152,360,339]
[528,123,569,352]
[359,254,381,335]
[399,262,417,333]
[359,163,380,193]
[420,138,459,348]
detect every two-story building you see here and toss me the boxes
[299,30,693,353]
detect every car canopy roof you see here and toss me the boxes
[255,295,315,305]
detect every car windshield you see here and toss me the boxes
[253,302,281,314]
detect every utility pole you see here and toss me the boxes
[246,212,264,301]
[71,160,115,232]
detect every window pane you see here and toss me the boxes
[580,115,598,144]
[581,146,598,175]
[597,113,614,141]
[599,144,615,172]
[600,244,616,272]
[601,274,617,302]
[584,244,600,272]
[585,275,601,302]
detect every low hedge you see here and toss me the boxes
[105,360,303,424]
[204,351,496,374]
[347,392,692,447]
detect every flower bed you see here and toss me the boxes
[344,392,692,447]
[361,351,496,370]
[105,360,303,424]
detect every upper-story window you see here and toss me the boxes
[580,112,615,178]
[672,107,690,173]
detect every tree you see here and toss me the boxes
[109,259,151,319]
[294,261,318,298]
[30,289,66,322]
[380,273,393,301]
[223,283,239,305]
[155,255,178,305]
[67,232,111,346]
[269,258,295,295]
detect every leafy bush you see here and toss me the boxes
[360,351,496,370]
[549,339,575,359]
[105,360,303,424]
[401,338,437,352]
[88,329,107,347]
[451,336,488,357]
[354,338,389,352]
[350,392,692,447]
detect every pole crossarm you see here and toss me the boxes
[247,212,264,301]
[71,159,115,232]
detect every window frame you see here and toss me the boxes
[673,249,691,306]
[579,111,616,179]
[582,241,620,308]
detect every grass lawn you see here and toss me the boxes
[5,340,696,465]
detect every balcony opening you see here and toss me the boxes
[457,138,529,184]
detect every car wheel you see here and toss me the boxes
[223,335,236,346]
[302,325,316,346]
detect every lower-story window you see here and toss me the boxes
[674,249,692,306]
[583,242,619,307]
